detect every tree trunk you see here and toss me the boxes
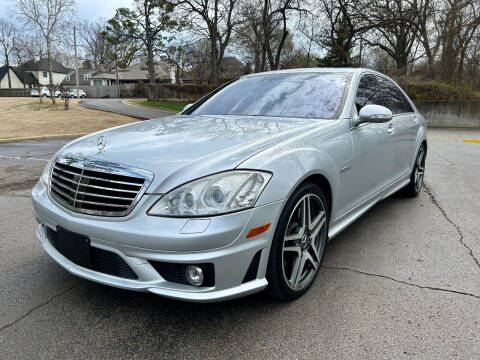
[5,53,11,88]
[47,39,55,104]
[145,3,156,84]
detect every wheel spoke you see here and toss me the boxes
[283,245,301,256]
[284,198,306,242]
[308,199,324,231]
[289,252,305,287]
[310,211,326,240]
[309,241,321,263]
[417,152,424,167]
[305,251,319,270]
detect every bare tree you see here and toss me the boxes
[261,0,307,70]
[0,18,16,88]
[78,19,113,69]
[169,0,241,85]
[17,0,75,103]
[357,0,420,74]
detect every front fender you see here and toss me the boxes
[241,146,339,209]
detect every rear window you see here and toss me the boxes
[190,73,351,119]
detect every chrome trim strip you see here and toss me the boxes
[51,172,139,194]
[54,165,144,186]
[51,180,135,201]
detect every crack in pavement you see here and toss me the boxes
[0,283,79,333]
[322,265,480,299]
[424,184,480,269]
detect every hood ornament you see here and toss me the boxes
[96,135,106,151]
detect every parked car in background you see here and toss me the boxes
[30,87,61,98]
[32,68,427,302]
[67,89,87,98]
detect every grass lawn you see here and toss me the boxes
[0,97,137,140]
[129,99,189,113]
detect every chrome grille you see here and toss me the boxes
[49,157,153,216]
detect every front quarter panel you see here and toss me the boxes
[240,120,353,220]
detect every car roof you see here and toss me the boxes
[242,67,370,78]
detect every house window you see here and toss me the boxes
[84,74,91,81]
[42,71,47,78]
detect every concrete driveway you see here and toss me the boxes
[0,128,478,359]
[79,98,175,119]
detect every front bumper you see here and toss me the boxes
[32,181,284,302]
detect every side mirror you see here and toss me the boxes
[356,104,392,125]
[182,103,193,113]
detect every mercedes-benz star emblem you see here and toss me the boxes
[96,135,106,151]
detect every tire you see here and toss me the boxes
[403,145,426,197]
[266,183,328,300]
[42,94,47,98]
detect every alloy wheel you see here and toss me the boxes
[281,194,327,291]
[414,148,426,192]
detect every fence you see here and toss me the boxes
[63,83,146,98]
[146,84,214,101]
[0,88,30,97]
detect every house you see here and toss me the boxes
[21,58,71,86]
[180,57,248,85]
[62,69,101,86]
[90,62,173,86]
[0,66,25,88]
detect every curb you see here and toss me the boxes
[0,133,86,144]
[122,99,177,114]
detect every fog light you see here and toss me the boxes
[185,265,204,286]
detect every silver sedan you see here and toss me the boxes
[31,68,427,302]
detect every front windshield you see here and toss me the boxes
[190,72,351,119]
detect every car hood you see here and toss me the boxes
[58,114,328,193]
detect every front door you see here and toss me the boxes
[347,74,396,208]
[376,76,419,179]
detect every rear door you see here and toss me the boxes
[376,76,418,179]
[348,74,396,207]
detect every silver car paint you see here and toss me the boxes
[31,68,427,302]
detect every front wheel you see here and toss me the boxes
[403,145,426,197]
[266,183,328,300]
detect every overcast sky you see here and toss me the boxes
[0,0,131,21]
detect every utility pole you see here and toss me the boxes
[114,44,120,98]
[73,25,80,99]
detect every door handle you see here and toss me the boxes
[387,124,395,134]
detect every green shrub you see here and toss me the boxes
[395,78,480,101]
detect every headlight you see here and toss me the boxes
[40,158,54,186]
[148,170,272,217]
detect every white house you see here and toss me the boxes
[0,66,25,88]
[22,58,71,86]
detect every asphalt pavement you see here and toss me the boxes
[79,98,175,119]
[0,128,478,359]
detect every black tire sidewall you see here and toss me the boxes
[406,145,426,197]
[267,182,329,300]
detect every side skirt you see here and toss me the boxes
[328,175,410,241]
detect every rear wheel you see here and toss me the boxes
[403,145,426,197]
[267,183,328,300]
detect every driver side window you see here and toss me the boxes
[355,74,383,113]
